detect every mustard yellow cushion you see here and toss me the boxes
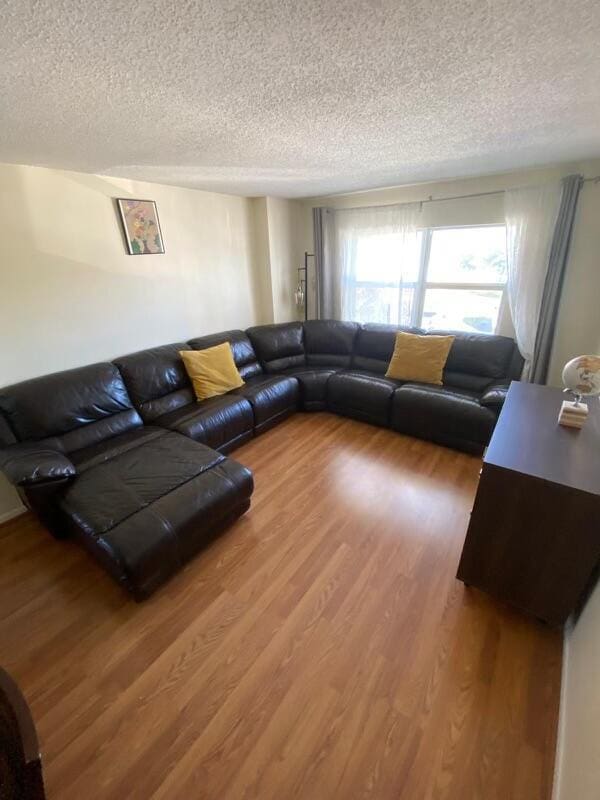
[180,343,244,401]
[385,331,455,385]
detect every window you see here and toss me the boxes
[352,231,423,327]
[347,224,507,334]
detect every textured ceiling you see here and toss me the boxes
[1,0,600,198]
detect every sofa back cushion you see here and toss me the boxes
[303,320,359,367]
[0,414,17,448]
[352,324,424,374]
[114,343,194,422]
[353,324,522,388]
[430,330,523,391]
[187,330,262,380]
[246,322,305,373]
[0,363,142,451]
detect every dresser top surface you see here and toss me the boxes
[485,381,600,496]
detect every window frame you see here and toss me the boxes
[348,222,508,333]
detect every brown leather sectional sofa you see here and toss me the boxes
[0,320,522,599]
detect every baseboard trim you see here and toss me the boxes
[552,616,573,800]
[0,505,27,525]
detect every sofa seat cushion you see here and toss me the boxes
[70,426,166,472]
[327,370,402,427]
[231,375,299,431]
[61,431,224,536]
[278,366,341,410]
[391,384,497,453]
[59,431,254,598]
[152,395,254,451]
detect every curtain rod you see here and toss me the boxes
[420,175,600,205]
[328,175,600,211]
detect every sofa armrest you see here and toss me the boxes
[0,443,76,487]
[480,382,510,412]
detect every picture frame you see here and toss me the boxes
[116,198,165,255]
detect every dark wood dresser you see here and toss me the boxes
[457,381,600,626]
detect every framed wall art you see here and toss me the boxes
[116,198,165,255]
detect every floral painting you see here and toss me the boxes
[117,199,165,255]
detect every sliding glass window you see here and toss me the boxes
[346,224,507,334]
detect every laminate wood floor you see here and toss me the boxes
[0,413,561,800]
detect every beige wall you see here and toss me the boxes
[264,197,304,323]
[249,197,275,324]
[299,159,600,385]
[249,196,305,324]
[0,163,270,518]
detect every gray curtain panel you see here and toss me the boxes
[312,206,335,319]
[312,207,324,319]
[530,174,583,384]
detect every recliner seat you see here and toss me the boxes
[388,329,523,452]
[188,330,299,432]
[325,324,419,426]
[392,385,497,454]
[61,429,252,599]
[275,320,359,411]
[114,341,254,453]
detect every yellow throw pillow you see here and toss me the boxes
[385,331,455,385]
[180,343,244,401]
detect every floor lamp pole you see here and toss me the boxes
[299,251,314,321]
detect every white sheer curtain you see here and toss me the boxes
[505,182,562,378]
[318,202,421,322]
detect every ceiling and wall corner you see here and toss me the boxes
[1,0,599,198]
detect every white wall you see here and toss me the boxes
[554,580,600,800]
[553,325,600,800]
[299,159,600,385]
[0,163,270,518]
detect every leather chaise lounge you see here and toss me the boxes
[0,363,254,600]
[0,320,522,599]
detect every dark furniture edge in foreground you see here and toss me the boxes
[457,382,600,626]
[0,667,46,799]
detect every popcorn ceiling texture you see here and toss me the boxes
[1,0,599,198]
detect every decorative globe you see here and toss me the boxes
[562,355,600,401]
